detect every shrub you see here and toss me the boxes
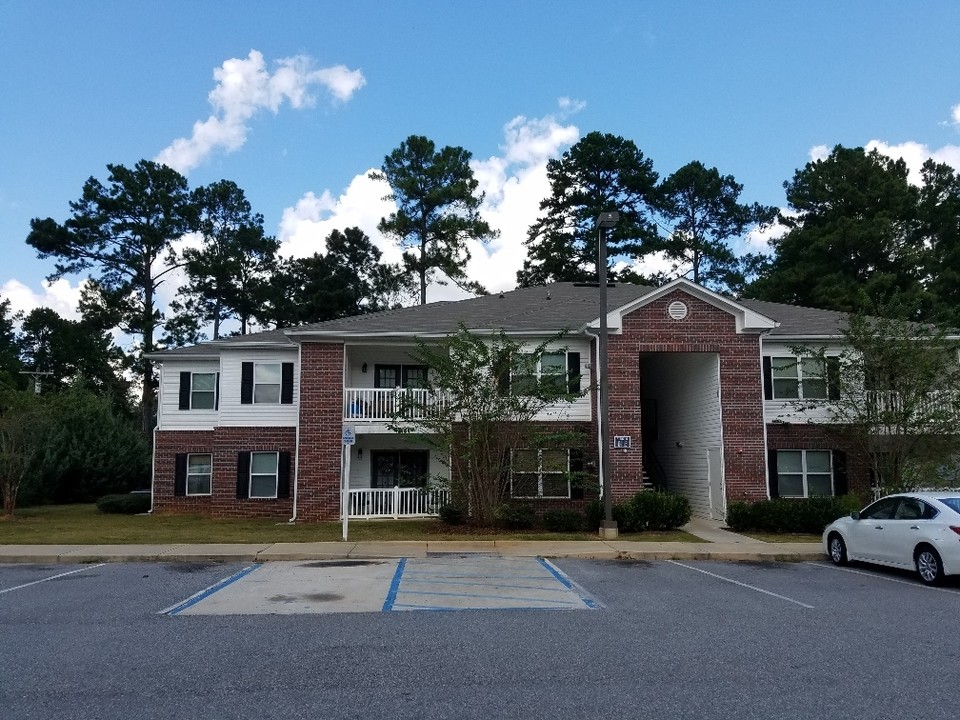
[619,490,691,532]
[494,502,536,530]
[96,492,151,515]
[726,495,863,534]
[438,503,466,526]
[543,508,584,532]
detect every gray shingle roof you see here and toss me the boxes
[151,282,853,358]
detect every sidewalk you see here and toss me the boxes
[0,526,825,565]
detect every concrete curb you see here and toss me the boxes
[0,541,826,564]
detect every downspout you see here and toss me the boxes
[584,328,604,500]
[148,363,162,514]
[288,342,303,523]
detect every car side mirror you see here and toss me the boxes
[850,511,860,520]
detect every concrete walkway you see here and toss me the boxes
[680,516,766,544]
[0,535,824,564]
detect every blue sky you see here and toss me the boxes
[2,1,960,324]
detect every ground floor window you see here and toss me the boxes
[370,450,430,488]
[777,449,833,497]
[249,452,279,498]
[511,449,570,499]
[186,453,212,495]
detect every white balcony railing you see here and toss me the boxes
[344,387,447,422]
[347,486,450,519]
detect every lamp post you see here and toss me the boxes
[597,211,619,539]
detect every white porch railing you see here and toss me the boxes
[344,387,447,422]
[347,486,450,519]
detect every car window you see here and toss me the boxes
[920,501,940,520]
[894,498,924,520]
[937,497,960,513]
[860,497,901,520]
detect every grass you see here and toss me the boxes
[735,531,823,543]
[0,504,703,545]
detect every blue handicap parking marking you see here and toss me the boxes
[385,555,598,612]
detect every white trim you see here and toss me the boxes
[185,452,213,496]
[249,451,280,499]
[585,278,779,335]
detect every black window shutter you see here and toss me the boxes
[833,450,848,496]
[569,449,584,500]
[174,454,188,496]
[494,352,510,395]
[236,452,251,499]
[178,372,191,410]
[567,352,581,393]
[826,357,841,401]
[281,362,294,404]
[240,363,254,404]
[762,356,772,400]
[767,448,779,498]
[277,452,291,498]
[215,372,220,410]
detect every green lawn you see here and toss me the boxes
[0,505,703,544]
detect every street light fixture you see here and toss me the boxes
[596,211,619,539]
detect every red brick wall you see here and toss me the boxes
[611,289,768,502]
[295,342,345,521]
[766,423,871,498]
[153,427,296,518]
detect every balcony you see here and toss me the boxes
[344,387,447,423]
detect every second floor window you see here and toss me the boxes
[240,362,294,405]
[511,352,569,395]
[254,363,281,404]
[770,356,828,400]
[178,371,218,411]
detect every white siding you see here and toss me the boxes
[643,353,722,519]
[762,341,844,424]
[344,337,593,423]
[157,359,221,430]
[218,348,299,427]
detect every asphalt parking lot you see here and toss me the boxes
[2,558,958,719]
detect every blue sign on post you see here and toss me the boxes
[342,426,356,445]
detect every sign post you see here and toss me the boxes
[341,426,356,541]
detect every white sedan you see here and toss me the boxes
[823,492,960,585]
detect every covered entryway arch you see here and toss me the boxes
[639,352,725,520]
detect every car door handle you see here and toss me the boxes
[910,525,920,530]
[874,526,884,530]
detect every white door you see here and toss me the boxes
[707,447,725,521]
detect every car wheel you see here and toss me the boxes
[915,546,944,586]
[828,533,847,565]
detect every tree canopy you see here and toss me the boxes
[517,131,659,287]
[26,160,197,431]
[371,135,495,304]
[653,160,776,293]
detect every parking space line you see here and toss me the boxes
[668,560,815,609]
[159,564,262,615]
[538,558,601,609]
[804,561,960,594]
[381,558,407,611]
[0,564,106,595]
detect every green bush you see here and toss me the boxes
[584,492,690,532]
[543,508,584,532]
[495,502,536,530]
[620,490,691,532]
[438,503,465,525]
[726,495,862,534]
[96,492,151,515]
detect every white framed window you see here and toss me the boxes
[254,363,281,404]
[249,452,279,498]
[777,450,833,497]
[186,453,212,495]
[190,373,216,410]
[771,356,828,400]
[510,448,570,499]
[512,351,567,395]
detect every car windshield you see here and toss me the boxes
[936,497,960,513]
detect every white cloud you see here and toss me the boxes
[951,103,960,128]
[156,50,365,174]
[1,278,84,321]
[808,145,831,163]
[865,139,960,185]
[275,100,583,303]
